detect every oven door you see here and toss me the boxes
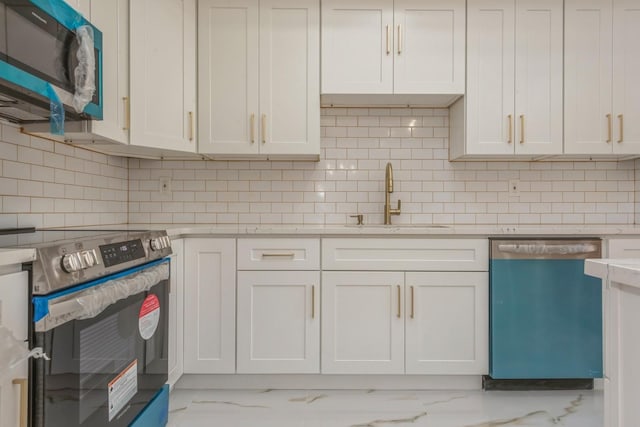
[31,259,169,427]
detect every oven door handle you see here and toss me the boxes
[35,261,169,332]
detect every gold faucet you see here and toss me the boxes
[384,162,401,225]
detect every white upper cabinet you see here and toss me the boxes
[565,0,640,155]
[453,0,563,158]
[393,0,466,94]
[612,0,640,153]
[564,0,613,154]
[322,0,465,96]
[130,0,197,153]
[198,0,320,160]
[88,0,130,145]
[321,0,393,94]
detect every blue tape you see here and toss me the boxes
[46,84,65,135]
[32,258,170,323]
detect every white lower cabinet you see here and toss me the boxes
[0,271,29,427]
[405,272,488,374]
[321,238,489,376]
[322,272,405,374]
[237,271,320,373]
[183,238,236,373]
[167,239,184,388]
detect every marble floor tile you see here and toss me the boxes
[168,389,603,427]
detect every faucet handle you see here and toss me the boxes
[350,214,364,225]
[390,200,401,215]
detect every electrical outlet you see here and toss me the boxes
[509,179,520,195]
[159,177,172,194]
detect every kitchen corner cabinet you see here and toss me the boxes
[183,238,236,374]
[198,0,320,160]
[0,271,29,427]
[321,238,489,375]
[564,0,640,155]
[130,0,197,153]
[236,238,320,373]
[321,0,465,95]
[451,0,563,159]
[167,239,184,388]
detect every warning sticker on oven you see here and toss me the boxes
[139,294,160,340]
[108,359,138,421]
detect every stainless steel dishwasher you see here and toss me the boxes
[488,238,602,387]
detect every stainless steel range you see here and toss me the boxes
[5,229,173,427]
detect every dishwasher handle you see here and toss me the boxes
[492,240,601,259]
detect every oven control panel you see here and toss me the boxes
[99,239,146,267]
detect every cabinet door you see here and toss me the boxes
[167,239,184,388]
[0,272,28,427]
[90,0,130,145]
[466,0,516,155]
[612,0,640,153]
[322,272,404,374]
[321,0,393,94]
[198,0,259,155]
[393,0,465,94]
[237,271,320,373]
[183,238,236,373]
[514,0,563,155]
[405,272,488,375]
[564,0,613,154]
[259,0,320,157]
[130,0,197,153]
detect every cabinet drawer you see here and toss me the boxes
[238,238,320,270]
[607,239,640,258]
[322,238,488,271]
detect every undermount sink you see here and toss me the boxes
[345,224,451,229]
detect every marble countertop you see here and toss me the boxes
[0,248,37,267]
[585,258,640,289]
[59,223,640,237]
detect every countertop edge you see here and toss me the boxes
[585,259,640,290]
[0,248,37,267]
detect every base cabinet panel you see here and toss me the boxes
[322,272,405,374]
[168,239,184,388]
[237,271,320,373]
[183,238,236,373]
[405,272,488,375]
[0,271,28,427]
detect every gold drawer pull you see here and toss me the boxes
[123,97,130,131]
[386,25,391,55]
[397,285,401,318]
[13,378,27,427]
[261,253,295,258]
[508,114,513,144]
[312,285,315,319]
[520,115,525,144]
[250,113,255,143]
[410,285,415,319]
[618,114,624,143]
[607,114,612,143]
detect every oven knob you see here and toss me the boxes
[150,236,170,251]
[61,253,83,273]
[81,249,99,267]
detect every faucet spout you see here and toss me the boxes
[384,162,401,225]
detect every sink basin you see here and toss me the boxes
[345,224,451,229]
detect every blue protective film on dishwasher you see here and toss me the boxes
[32,258,169,323]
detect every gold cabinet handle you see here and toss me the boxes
[250,113,255,143]
[519,115,525,144]
[397,25,402,54]
[397,285,401,318]
[410,285,414,319]
[607,114,612,143]
[261,114,267,144]
[312,285,315,319]
[188,111,194,142]
[618,114,624,143]
[123,97,130,131]
[12,378,27,427]
[507,114,513,144]
[386,25,391,55]
[261,252,295,258]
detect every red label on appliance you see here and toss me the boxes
[138,294,160,340]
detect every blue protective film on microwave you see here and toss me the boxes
[46,84,65,135]
[32,258,169,323]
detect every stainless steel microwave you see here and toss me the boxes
[0,0,103,124]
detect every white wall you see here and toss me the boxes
[0,122,128,229]
[128,108,635,226]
